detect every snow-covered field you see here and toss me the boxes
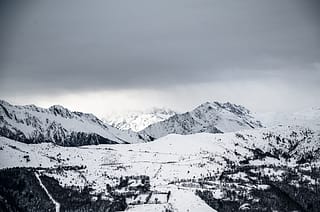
[1,124,319,211]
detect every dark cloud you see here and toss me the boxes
[0,0,320,96]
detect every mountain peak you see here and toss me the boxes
[195,101,251,117]
[0,99,10,106]
[105,107,177,132]
[49,105,73,118]
[139,101,262,140]
[49,105,68,110]
[215,102,250,116]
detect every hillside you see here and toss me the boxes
[0,100,143,146]
[1,124,319,211]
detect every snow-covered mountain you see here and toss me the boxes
[0,100,144,146]
[105,108,177,132]
[139,101,263,140]
[1,99,320,211]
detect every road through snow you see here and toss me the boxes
[35,172,61,212]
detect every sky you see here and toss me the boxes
[0,0,319,118]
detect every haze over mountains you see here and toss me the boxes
[256,107,320,129]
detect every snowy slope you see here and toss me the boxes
[1,125,319,187]
[139,101,263,140]
[104,108,176,132]
[0,100,144,146]
[1,124,319,211]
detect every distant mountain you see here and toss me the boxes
[105,108,177,132]
[139,101,263,140]
[0,100,144,146]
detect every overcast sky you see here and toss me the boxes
[0,0,319,117]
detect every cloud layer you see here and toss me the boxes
[0,0,319,113]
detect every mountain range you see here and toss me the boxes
[0,100,143,146]
[0,100,264,146]
[1,99,320,211]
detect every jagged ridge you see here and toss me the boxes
[139,101,263,140]
[0,100,143,146]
